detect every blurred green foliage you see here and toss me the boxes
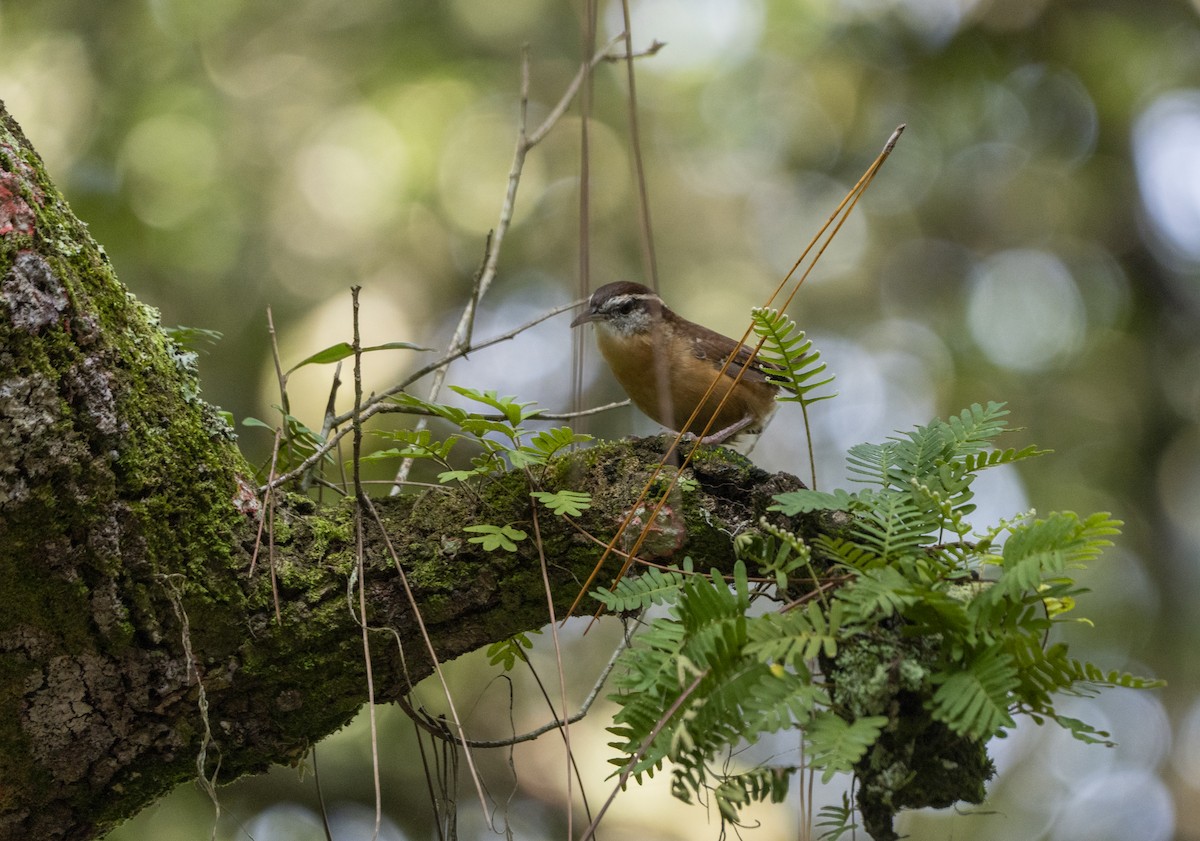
[4,1,1198,838]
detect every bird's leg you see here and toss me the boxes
[698,413,756,445]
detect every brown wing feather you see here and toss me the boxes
[666,311,781,387]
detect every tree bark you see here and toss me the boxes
[0,100,810,841]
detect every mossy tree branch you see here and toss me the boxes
[0,100,814,841]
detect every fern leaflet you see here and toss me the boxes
[805,712,888,783]
[929,645,1019,740]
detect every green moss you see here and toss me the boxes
[308,512,352,558]
[826,634,994,841]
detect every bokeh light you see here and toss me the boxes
[966,249,1086,372]
[1135,90,1200,271]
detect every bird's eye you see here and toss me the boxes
[615,300,635,315]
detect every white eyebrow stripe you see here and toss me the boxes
[603,293,660,307]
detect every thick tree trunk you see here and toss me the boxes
[0,100,808,841]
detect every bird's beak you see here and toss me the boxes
[570,309,597,328]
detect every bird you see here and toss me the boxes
[571,281,781,444]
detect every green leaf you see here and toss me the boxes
[285,340,430,374]
[734,521,813,590]
[486,632,539,670]
[845,440,905,488]
[943,402,1011,454]
[505,447,543,468]
[972,511,1122,610]
[462,524,527,552]
[850,489,936,559]
[1049,714,1114,746]
[164,324,223,350]
[438,467,487,483]
[528,426,592,457]
[531,490,592,516]
[834,565,916,622]
[389,392,470,425]
[457,417,521,441]
[962,444,1050,471]
[367,427,456,461]
[448,385,539,425]
[249,410,327,463]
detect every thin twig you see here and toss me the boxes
[268,473,281,625]
[600,39,666,62]
[310,745,335,841]
[266,306,293,467]
[411,713,447,841]
[303,361,343,492]
[248,428,281,577]
[578,12,598,430]
[349,287,384,841]
[527,33,626,148]
[618,0,658,291]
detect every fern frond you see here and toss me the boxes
[816,794,858,841]
[813,535,880,570]
[742,670,827,732]
[928,645,1018,740]
[846,402,1015,492]
[593,565,686,613]
[899,586,973,645]
[745,601,844,668]
[805,712,888,783]
[1074,664,1166,689]
[975,511,1120,606]
[845,440,904,488]
[942,402,1011,454]
[676,565,746,635]
[749,307,836,403]
[1047,714,1115,746]
[834,565,915,623]
[713,767,795,822]
[892,419,953,484]
[850,490,936,559]
[961,444,1048,472]
[768,488,857,515]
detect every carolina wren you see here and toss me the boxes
[571,281,780,444]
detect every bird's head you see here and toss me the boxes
[570,281,665,337]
